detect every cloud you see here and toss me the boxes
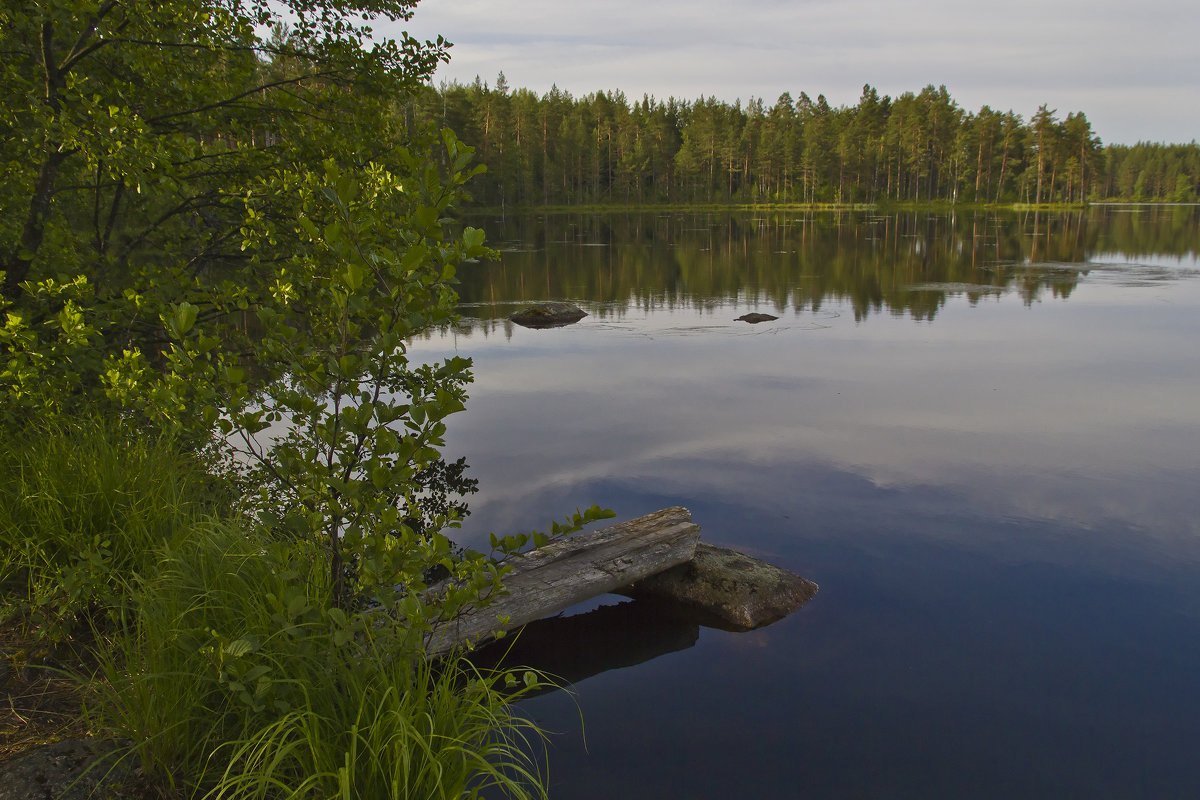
[390,0,1199,144]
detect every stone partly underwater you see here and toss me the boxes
[509,302,588,328]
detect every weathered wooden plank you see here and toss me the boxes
[427,506,699,655]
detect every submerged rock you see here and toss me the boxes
[510,302,587,328]
[626,543,818,630]
[735,312,778,323]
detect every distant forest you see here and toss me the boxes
[408,77,1200,208]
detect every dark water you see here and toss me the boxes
[409,206,1200,798]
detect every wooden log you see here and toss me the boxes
[427,506,700,655]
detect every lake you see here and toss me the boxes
[408,205,1200,798]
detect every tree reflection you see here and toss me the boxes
[434,206,1198,336]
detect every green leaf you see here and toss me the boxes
[462,226,486,256]
[167,302,198,337]
[370,465,390,488]
[342,261,366,291]
[223,638,254,658]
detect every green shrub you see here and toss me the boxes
[2,3,569,795]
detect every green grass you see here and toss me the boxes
[90,519,550,799]
[0,414,554,799]
[204,654,550,800]
[0,414,225,641]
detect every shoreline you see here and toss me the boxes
[455,200,1197,215]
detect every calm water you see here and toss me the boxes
[409,206,1200,798]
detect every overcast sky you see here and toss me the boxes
[392,0,1197,146]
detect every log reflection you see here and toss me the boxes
[468,595,701,693]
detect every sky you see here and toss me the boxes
[392,0,1198,146]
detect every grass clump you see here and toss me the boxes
[2,417,552,799]
[0,414,223,642]
[92,521,549,799]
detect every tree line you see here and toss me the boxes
[411,77,1199,208]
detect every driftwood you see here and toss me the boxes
[427,507,700,655]
[466,543,819,687]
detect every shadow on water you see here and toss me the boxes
[468,585,815,698]
[468,596,701,696]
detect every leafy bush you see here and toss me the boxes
[1,2,583,795]
[0,0,509,630]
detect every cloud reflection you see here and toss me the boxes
[411,274,1200,568]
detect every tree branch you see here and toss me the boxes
[146,71,349,126]
[58,0,122,73]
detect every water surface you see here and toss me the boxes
[410,206,1200,798]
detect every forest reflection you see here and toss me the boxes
[442,204,1199,337]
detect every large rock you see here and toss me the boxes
[509,302,587,328]
[625,543,817,630]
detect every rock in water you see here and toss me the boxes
[735,312,778,323]
[510,302,587,328]
[626,543,818,630]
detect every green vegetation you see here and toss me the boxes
[413,78,1199,208]
[92,506,547,799]
[1103,143,1200,201]
[1,420,550,797]
[0,0,575,796]
[2,0,1191,790]
[0,416,221,641]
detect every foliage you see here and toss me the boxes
[0,0,595,796]
[0,414,224,641]
[415,78,1197,207]
[489,505,616,559]
[0,0,448,300]
[0,0,451,431]
[90,520,550,799]
[0,415,559,798]
[226,154,501,619]
[1103,142,1200,201]
[0,0,512,621]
